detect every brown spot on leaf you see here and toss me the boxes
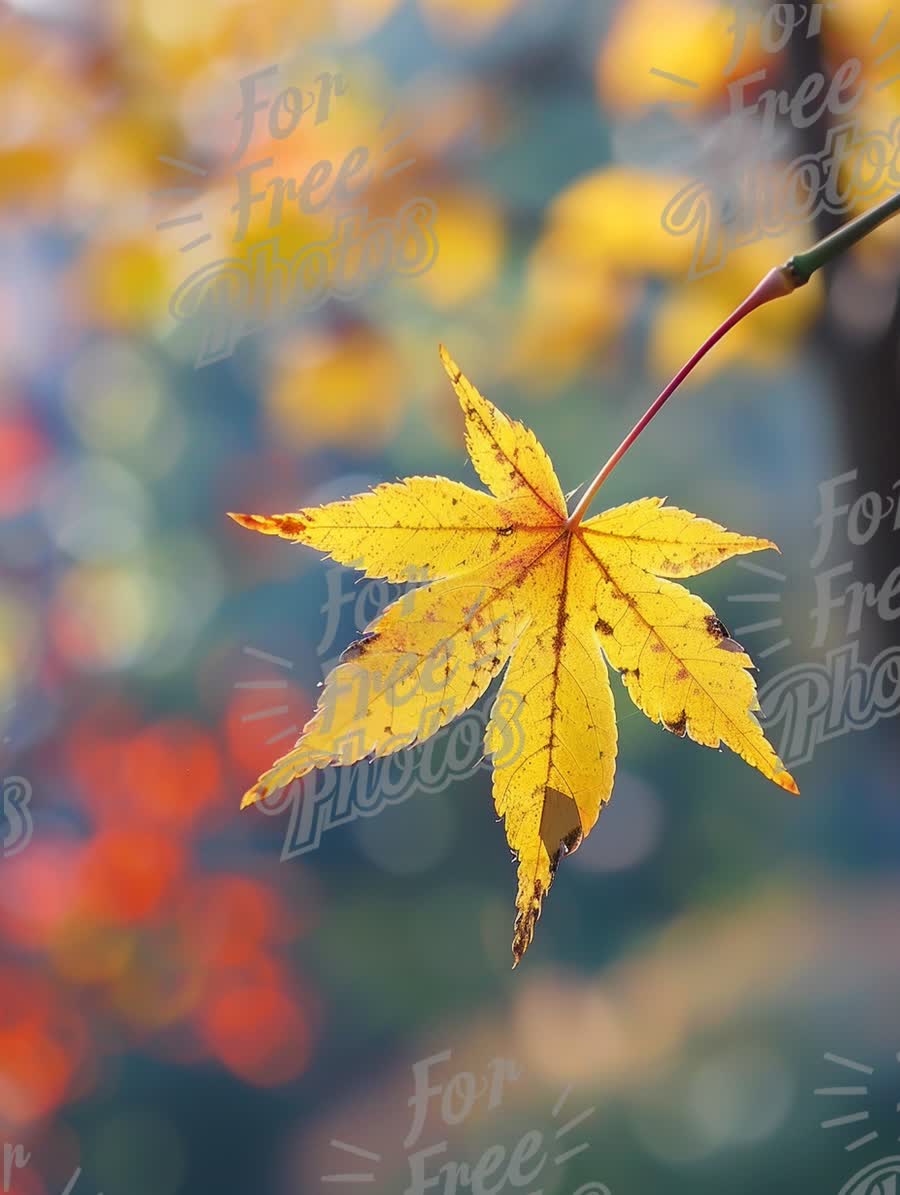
[498,525,513,536]
[340,632,378,662]
[276,515,306,535]
[705,615,729,640]
[674,666,688,680]
[595,618,613,636]
[664,710,687,737]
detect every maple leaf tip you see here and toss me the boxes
[228,511,261,530]
[229,511,304,538]
[437,343,462,385]
[774,768,800,795]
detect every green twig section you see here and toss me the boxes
[785,189,900,285]
[567,190,900,529]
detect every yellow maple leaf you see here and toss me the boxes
[230,346,798,965]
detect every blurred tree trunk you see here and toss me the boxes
[788,15,900,655]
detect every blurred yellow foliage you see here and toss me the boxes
[546,167,697,276]
[267,326,405,452]
[824,0,900,69]
[597,0,765,114]
[73,237,172,331]
[411,187,505,308]
[512,168,699,386]
[510,240,636,387]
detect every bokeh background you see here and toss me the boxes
[1,0,899,1192]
